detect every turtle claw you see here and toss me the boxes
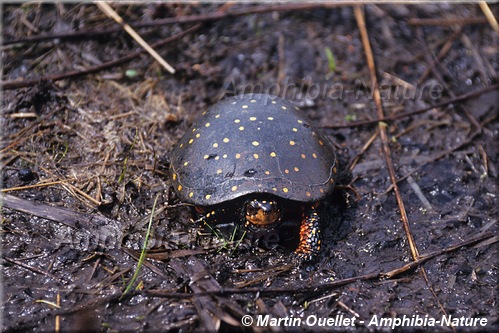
[292,250,317,262]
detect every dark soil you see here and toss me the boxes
[1,3,498,333]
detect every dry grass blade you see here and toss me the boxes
[479,1,499,34]
[354,4,451,320]
[95,2,175,74]
[0,179,77,193]
[1,24,201,90]
[353,5,420,260]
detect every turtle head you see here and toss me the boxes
[243,197,282,228]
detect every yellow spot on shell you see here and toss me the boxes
[213,143,219,148]
[252,141,259,146]
[223,138,230,143]
[268,117,274,120]
[292,128,298,132]
[281,106,287,110]
[216,169,223,174]
[271,101,277,104]
[265,171,270,175]
[297,120,303,124]
[284,169,290,174]
[250,99,256,103]
[312,153,318,158]
[333,166,337,173]
[223,154,227,158]
[196,133,200,138]
[177,184,183,191]
[289,140,296,146]
[172,173,177,181]
[234,119,241,123]
[319,140,324,146]
[179,143,183,148]
[235,153,241,159]
[205,123,210,127]
[231,186,237,192]
[189,192,194,198]
[301,154,306,159]
[253,153,259,159]
[294,167,299,172]
[270,152,277,158]
[215,156,220,160]
[188,139,194,144]
[183,161,189,166]
[204,154,209,159]
[272,187,277,191]
[282,187,289,193]
[205,194,211,200]
[242,105,248,109]
[249,116,257,121]
[215,114,220,118]
[306,191,311,197]
[239,126,245,131]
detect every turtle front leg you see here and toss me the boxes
[295,205,321,260]
[192,206,219,227]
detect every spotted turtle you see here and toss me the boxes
[169,94,337,259]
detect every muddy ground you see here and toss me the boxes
[1,3,498,333]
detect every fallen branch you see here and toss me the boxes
[140,232,496,298]
[3,3,340,46]
[324,83,499,129]
[1,193,123,249]
[1,24,201,90]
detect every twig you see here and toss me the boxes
[383,232,496,278]
[383,113,496,194]
[3,257,63,283]
[1,24,201,90]
[461,33,497,82]
[416,27,482,131]
[95,2,175,74]
[347,129,378,173]
[324,83,499,129]
[354,5,420,261]
[140,232,496,298]
[407,17,489,26]
[417,27,463,84]
[2,2,248,90]
[3,3,340,46]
